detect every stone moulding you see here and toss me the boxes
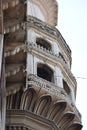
[6,109,82,130]
[6,109,60,130]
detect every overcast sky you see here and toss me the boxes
[57,0,87,130]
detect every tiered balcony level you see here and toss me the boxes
[27,16,72,62]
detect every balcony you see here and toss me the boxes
[27,74,81,119]
[27,43,77,86]
[27,16,71,61]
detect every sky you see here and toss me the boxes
[57,0,87,130]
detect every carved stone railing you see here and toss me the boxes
[29,42,67,64]
[28,74,67,97]
[27,16,72,61]
[27,43,77,86]
[27,74,81,119]
[5,44,26,57]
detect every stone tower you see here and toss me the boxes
[0,0,82,130]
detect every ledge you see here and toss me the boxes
[6,109,59,130]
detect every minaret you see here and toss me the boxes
[1,0,83,130]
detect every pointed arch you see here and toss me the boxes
[47,100,67,122]
[34,94,52,117]
[20,88,37,111]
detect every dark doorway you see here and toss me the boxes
[37,63,54,82]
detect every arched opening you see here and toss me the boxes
[36,38,52,51]
[37,63,54,82]
[34,95,52,117]
[47,101,66,123]
[63,80,71,99]
[21,88,37,112]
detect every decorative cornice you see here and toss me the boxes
[6,109,82,130]
[27,74,81,119]
[5,44,26,57]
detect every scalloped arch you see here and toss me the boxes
[20,88,37,110]
[57,112,75,129]
[28,0,58,26]
[47,100,67,122]
[34,94,52,116]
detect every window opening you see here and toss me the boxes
[63,80,71,99]
[36,38,52,51]
[37,63,54,82]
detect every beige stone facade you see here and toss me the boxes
[0,0,82,130]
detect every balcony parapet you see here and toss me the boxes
[27,16,72,62]
[27,43,77,86]
[27,74,81,119]
[27,74,67,97]
[29,42,67,64]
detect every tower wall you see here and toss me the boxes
[0,0,82,130]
